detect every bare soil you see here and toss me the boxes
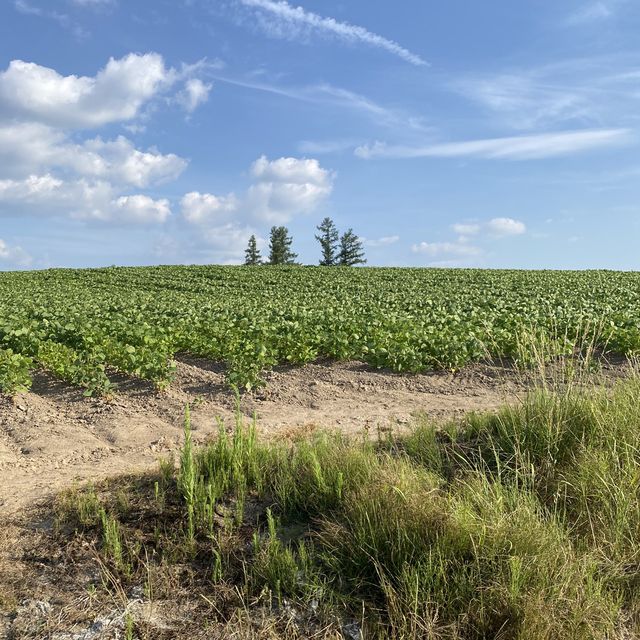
[0,357,533,518]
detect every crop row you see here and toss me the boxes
[0,266,639,395]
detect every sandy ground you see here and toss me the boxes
[0,356,532,518]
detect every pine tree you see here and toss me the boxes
[268,226,298,265]
[338,229,366,266]
[315,217,339,266]
[244,234,262,265]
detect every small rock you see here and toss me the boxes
[342,621,362,640]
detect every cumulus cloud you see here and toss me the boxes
[181,191,238,224]
[0,53,210,129]
[0,54,179,129]
[202,223,258,262]
[0,128,186,187]
[181,156,334,228]
[0,54,208,228]
[412,217,527,266]
[247,155,334,223]
[237,0,427,66]
[78,136,187,187]
[487,217,527,236]
[0,238,32,268]
[177,155,334,261]
[111,195,171,223]
[0,174,171,224]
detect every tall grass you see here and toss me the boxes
[57,376,640,639]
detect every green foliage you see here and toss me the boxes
[1,266,639,393]
[268,226,297,265]
[59,380,640,638]
[0,348,32,394]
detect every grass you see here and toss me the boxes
[54,374,640,639]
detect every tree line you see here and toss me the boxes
[244,217,366,266]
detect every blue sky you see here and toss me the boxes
[0,0,639,270]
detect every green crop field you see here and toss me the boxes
[1,265,639,396]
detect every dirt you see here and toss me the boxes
[0,357,533,518]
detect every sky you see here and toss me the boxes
[1,0,639,270]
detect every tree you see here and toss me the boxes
[315,217,339,266]
[244,234,262,265]
[338,229,366,266]
[268,226,298,265]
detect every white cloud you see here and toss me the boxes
[0,54,177,128]
[0,174,170,224]
[0,124,187,187]
[202,223,257,262]
[0,173,63,199]
[0,54,206,225]
[487,217,527,237]
[247,155,334,223]
[177,78,212,113]
[355,129,630,161]
[111,195,171,223]
[237,0,427,66]
[181,156,334,229]
[364,235,400,248]
[412,217,527,266]
[251,155,328,185]
[0,238,32,268]
[78,136,187,187]
[411,241,483,258]
[181,191,238,224]
[451,223,481,236]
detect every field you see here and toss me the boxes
[1,266,640,639]
[1,265,640,395]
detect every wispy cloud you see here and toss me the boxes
[355,129,631,161]
[566,1,620,24]
[451,56,640,130]
[236,0,427,66]
[70,0,116,6]
[298,139,360,155]
[213,75,429,132]
[14,0,88,38]
[363,235,400,248]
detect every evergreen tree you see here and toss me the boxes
[243,234,262,265]
[338,229,367,266]
[315,217,339,266]
[268,226,298,265]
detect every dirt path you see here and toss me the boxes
[0,357,534,518]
